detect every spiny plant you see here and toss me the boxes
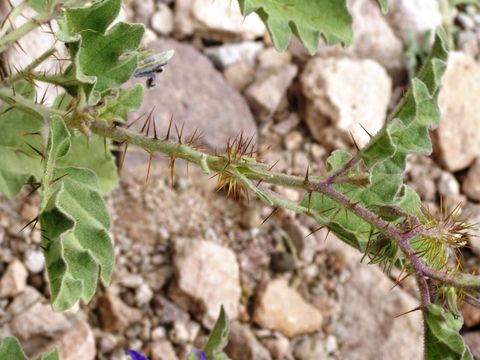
[0,0,478,359]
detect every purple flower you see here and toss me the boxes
[126,349,149,360]
[192,349,207,360]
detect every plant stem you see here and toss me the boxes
[0,2,29,39]
[2,47,57,85]
[0,15,50,54]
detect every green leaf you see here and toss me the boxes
[39,116,114,311]
[0,337,59,360]
[0,81,43,198]
[377,0,388,13]
[0,337,27,360]
[237,0,352,55]
[59,0,122,38]
[424,304,473,360]
[27,0,57,16]
[203,306,231,360]
[98,85,144,123]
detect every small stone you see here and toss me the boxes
[152,326,168,341]
[270,252,296,273]
[301,57,391,148]
[24,249,44,274]
[120,274,144,289]
[245,64,298,121]
[433,52,480,171]
[262,334,290,359]
[225,322,272,360]
[135,283,154,306]
[457,13,476,30]
[461,302,480,328]
[293,336,327,360]
[386,0,442,42]
[204,41,263,69]
[223,61,256,91]
[437,171,460,197]
[132,0,155,23]
[151,4,174,36]
[99,334,119,354]
[169,320,200,344]
[325,335,338,354]
[257,48,292,70]
[253,278,323,337]
[151,340,179,360]
[273,114,301,136]
[0,259,28,298]
[171,239,241,329]
[98,290,143,331]
[284,131,303,151]
[463,159,480,201]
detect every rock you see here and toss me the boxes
[135,283,154,306]
[129,39,257,156]
[284,131,303,151]
[225,322,272,360]
[434,52,480,171]
[2,287,95,359]
[437,171,460,197]
[0,259,27,298]
[273,113,301,137]
[347,0,404,77]
[261,334,290,359]
[174,0,265,42]
[464,332,480,359]
[170,239,241,329]
[293,336,327,360]
[98,289,143,331]
[270,252,296,273]
[253,278,322,337]
[204,41,264,69]
[463,159,480,201]
[463,204,480,255]
[120,274,144,289]
[301,57,391,148]
[151,4,174,36]
[132,0,155,23]
[151,340,179,360]
[169,319,200,344]
[24,249,44,274]
[245,64,298,121]
[223,61,256,91]
[461,302,480,328]
[325,240,423,360]
[386,0,442,42]
[257,48,292,70]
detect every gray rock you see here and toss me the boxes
[437,171,460,197]
[301,57,391,148]
[245,64,298,121]
[225,322,272,360]
[386,0,442,43]
[253,278,323,338]
[204,41,264,69]
[293,336,327,360]
[433,52,480,171]
[462,159,480,201]
[223,61,256,91]
[98,289,143,332]
[325,240,423,360]
[348,0,405,78]
[170,238,241,329]
[129,39,257,154]
[0,259,27,298]
[132,0,155,24]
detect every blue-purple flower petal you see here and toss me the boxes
[126,349,149,360]
[193,349,207,360]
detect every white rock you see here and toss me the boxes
[175,0,266,41]
[437,171,460,197]
[0,259,28,298]
[171,239,241,329]
[151,4,174,36]
[463,159,480,201]
[120,274,144,288]
[434,52,480,171]
[301,57,391,147]
[151,340,178,360]
[135,283,154,306]
[204,41,264,69]
[24,249,44,274]
[253,278,323,337]
[347,0,404,77]
[386,0,442,42]
[132,0,155,23]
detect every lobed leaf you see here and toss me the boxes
[0,82,43,198]
[39,116,114,311]
[237,0,352,55]
[424,304,473,360]
[98,84,144,123]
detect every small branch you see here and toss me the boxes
[0,14,50,54]
[0,2,28,39]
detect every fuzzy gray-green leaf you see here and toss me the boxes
[203,306,231,360]
[40,116,114,311]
